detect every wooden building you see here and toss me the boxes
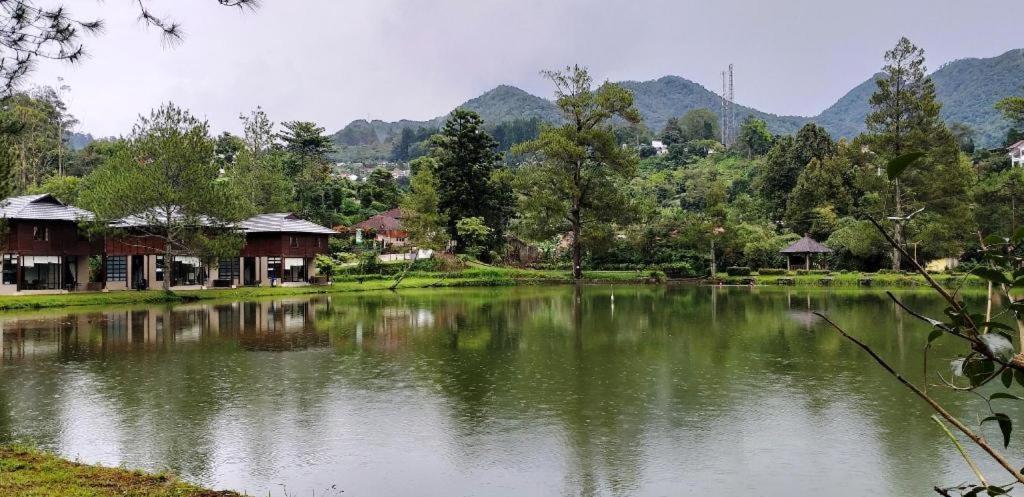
[0,194,95,294]
[238,213,335,286]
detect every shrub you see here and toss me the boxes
[777,277,795,286]
[726,266,752,276]
[796,269,831,275]
[659,261,698,278]
[757,268,788,275]
[648,270,666,282]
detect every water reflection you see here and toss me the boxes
[0,286,1017,496]
[1,298,328,361]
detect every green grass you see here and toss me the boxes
[716,271,986,289]
[0,445,244,496]
[0,266,653,312]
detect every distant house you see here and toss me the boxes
[1009,140,1024,167]
[0,194,95,294]
[651,140,669,156]
[354,208,408,247]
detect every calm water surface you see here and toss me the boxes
[0,285,1020,496]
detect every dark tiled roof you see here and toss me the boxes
[354,209,403,231]
[780,236,832,254]
[240,213,336,235]
[0,194,93,221]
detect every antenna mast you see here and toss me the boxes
[719,64,736,146]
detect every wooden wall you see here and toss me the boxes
[240,233,329,258]
[2,221,96,255]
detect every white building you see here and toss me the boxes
[1009,140,1024,167]
[651,140,669,156]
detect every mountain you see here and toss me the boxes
[618,76,806,136]
[67,132,94,150]
[332,85,561,151]
[330,47,1024,160]
[815,49,1024,147]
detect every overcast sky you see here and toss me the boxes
[24,0,1023,137]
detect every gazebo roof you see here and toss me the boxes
[780,236,832,254]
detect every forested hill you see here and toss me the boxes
[814,48,1024,146]
[330,48,1024,159]
[332,86,560,148]
[618,76,806,136]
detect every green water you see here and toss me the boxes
[0,285,1019,496]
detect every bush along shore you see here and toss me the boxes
[0,445,244,496]
[712,267,986,288]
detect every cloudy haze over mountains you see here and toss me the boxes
[24,0,1023,137]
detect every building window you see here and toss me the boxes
[290,236,298,248]
[33,226,48,241]
[267,257,282,281]
[314,237,321,248]
[172,256,202,286]
[283,257,307,282]
[155,255,164,282]
[2,255,16,285]
[218,258,239,281]
[107,256,127,281]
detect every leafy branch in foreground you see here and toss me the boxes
[817,152,1024,496]
[0,0,258,92]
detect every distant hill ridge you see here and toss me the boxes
[331,48,1024,155]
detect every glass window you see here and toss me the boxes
[2,255,16,285]
[155,255,164,281]
[23,256,61,290]
[172,256,202,286]
[107,256,127,281]
[33,226,48,241]
[283,257,307,282]
[267,257,282,281]
[290,236,298,248]
[218,258,239,280]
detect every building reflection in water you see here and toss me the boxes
[0,298,331,362]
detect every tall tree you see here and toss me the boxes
[865,37,972,268]
[661,108,721,146]
[227,108,293,214]
[400,157,449,250]
[735,116,772,158]
[513,66,641,279]
[784,155,853,237]
[79,103,248,291]
[429,109,513,254]
[359,168,399,209]
[756,123,836,223]
[279,121,335,175]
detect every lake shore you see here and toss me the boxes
[715,271,984,288]
[0,445,245,496]
[0,265,654,312]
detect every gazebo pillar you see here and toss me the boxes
[805,253,810,270]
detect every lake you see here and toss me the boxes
[0,285,1019,496]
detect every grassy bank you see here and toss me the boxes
[716,271,984,288]
[0,445,243,496]
[0,265,653,312]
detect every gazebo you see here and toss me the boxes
[780,236,832,270]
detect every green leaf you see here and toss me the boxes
[991,392,1023,401]
[983,321,1016,332]
[1013,226,1024,244]
[984,234,1008,247]
[980,333,1016,363]
[987,485,1010,496]
[1015,368,1024,387]
[886,152,925,179]
[973,267,1012,285]
[927,329,943,344]
[982,413,1013,448]
[1001,369,1014,388]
